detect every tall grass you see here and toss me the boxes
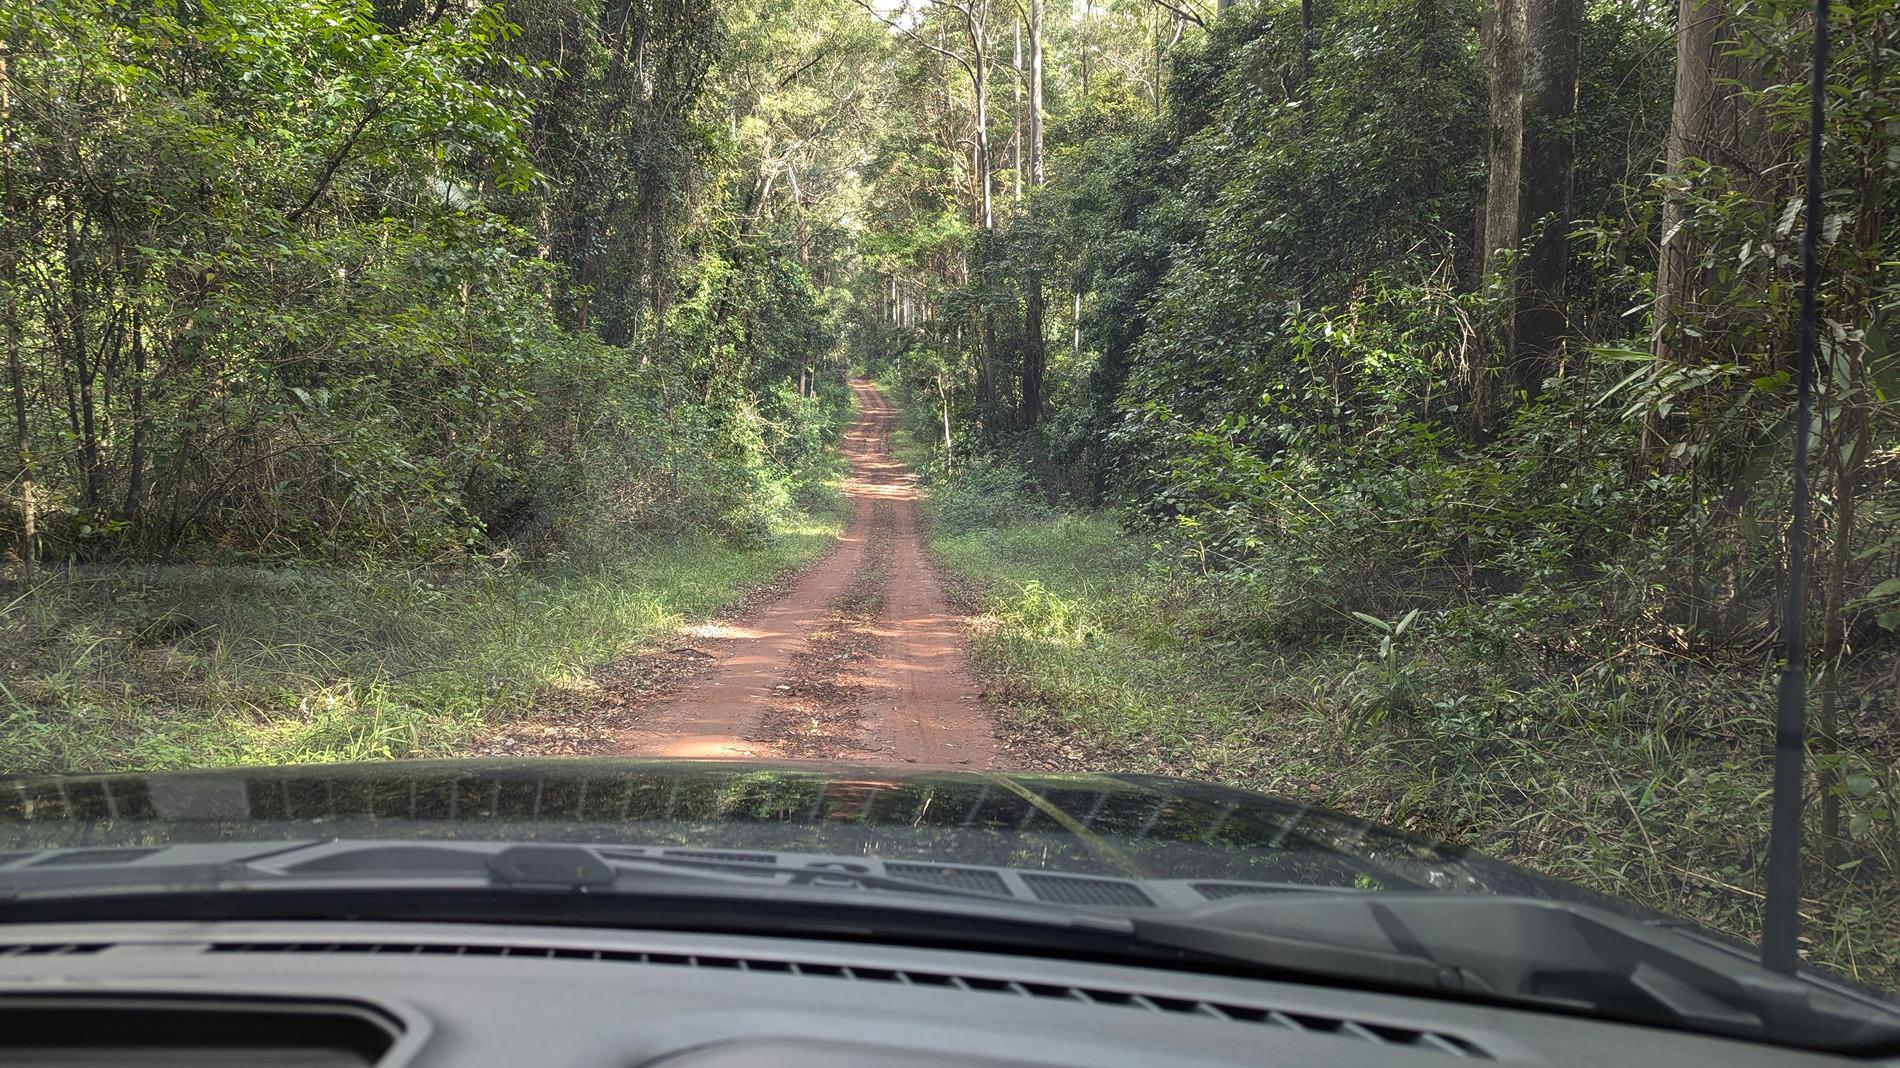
[932,510,1900,991]
[0,509,843,775]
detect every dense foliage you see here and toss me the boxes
[858,0,1897,978]
[0,0,853,565]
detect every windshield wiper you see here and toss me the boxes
[0,840,1135,941]
[1129,891,1900,1056]
[555,847,1029,904]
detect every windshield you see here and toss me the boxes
[0,0,1895,1007]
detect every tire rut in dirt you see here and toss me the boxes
[748,500,896,758]
[465,380,1007,766]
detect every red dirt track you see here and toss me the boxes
[483,380,1005,767]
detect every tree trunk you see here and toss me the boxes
[937,370,954,464]
[1027,0,1044,189]
[1818,43,1889,866]
[1481,71,1521,272]
[1012,21,1023,206]
[981,310,998,432]
[1301,0,1314,82]
[1512,0,1580,397]
[62,210,103,512]
[1480,0,1580,413]
[1151,6,1163,113]
[1073,290,1082,357]
[1023,279,1046,425]
[5,319,26,585]
[966,3,994,231]
[2,46,30,585]
[123,307,149,521]
[1479,0,1526,423]
[1020,0,1047,426]
[648,203,670,334]
[1651,0,1773,367]
[974,99,993,228]
[1817,401,1868,867]
[1082,1,1092,99]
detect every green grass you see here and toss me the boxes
[932,511,1900,991]
[0,506,844,775]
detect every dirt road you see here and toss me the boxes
[482,381,1004,767]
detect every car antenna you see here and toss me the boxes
[1760,0,1830,976]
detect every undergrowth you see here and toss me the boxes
[927,496,1900,991]
[0,507,845,776]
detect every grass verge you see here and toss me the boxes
[932,510,1900,991]
[1,506,844,775]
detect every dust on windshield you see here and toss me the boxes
[0,0,1894,989]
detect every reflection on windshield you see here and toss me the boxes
[0,763,1511,893]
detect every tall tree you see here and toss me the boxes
[857,0,1002,423]
[1,37,30,584]
[1013,20,1024,205]
[1480,0,1583,410]
[1019,0,1048,426]
[1650,0,1774,367]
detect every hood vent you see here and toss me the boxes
[1020,873,1154,908]
[0,943,110,958]
[660,849,775,864]
[205,941,1486,1057]
[883,863,1010,895]
[1194,882,1302,900]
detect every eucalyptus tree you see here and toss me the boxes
[1017,0,1049,425]
[1,32,29,582]
[1650,0,1775,370]
[1479,0,1582,413]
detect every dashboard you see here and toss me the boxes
[0,919,1882,1067]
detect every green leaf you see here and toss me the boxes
[1589,346,1654,364]
[1351,611,1392,634]
[1596,363,1652,408]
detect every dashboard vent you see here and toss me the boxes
[1020,873,1154,908]
[0,995,402,1066]
[206,941,1486,1057]
[883,863,1009,895]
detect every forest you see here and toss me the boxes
[3,0,1898,984]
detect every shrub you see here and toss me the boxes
[925,458,1062,535]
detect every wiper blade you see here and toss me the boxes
[488,845,1042,905]
[0,841,1128,936]
[1132,892,1900,1056]
[0,840,1158,967]
[588,849,1028,903]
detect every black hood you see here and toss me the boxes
[0,758,1629,908]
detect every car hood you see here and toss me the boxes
[0,758,1626,907]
